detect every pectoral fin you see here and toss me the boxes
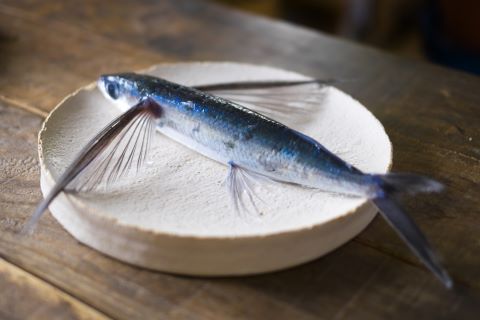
[22,98,161,234]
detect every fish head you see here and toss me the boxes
[98,73,143,112]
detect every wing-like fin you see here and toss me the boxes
[194,79,329,126]
[71,110,156,192]
[226,162,273,218]
[193,79,333,91]
[22,99,161,234]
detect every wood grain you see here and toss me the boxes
[0,3,166,113]
[0,258,109,320]
[0,0,479,319]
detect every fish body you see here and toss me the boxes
[100,74,371,197]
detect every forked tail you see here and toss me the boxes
[370,173,452,288]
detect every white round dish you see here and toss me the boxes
[38,62,392,275]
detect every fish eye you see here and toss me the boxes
[106,82,120,100]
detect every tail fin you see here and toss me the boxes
[375,173,444,195]
[371,173,453,289]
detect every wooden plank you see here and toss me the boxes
[0,258,109,320]
[0,0,479,319]
[0,4,167,114]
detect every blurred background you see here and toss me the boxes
[214,0,480,75]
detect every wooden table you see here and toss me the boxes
[1,1,479,319]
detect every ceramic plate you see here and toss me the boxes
[38,62,392,275]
